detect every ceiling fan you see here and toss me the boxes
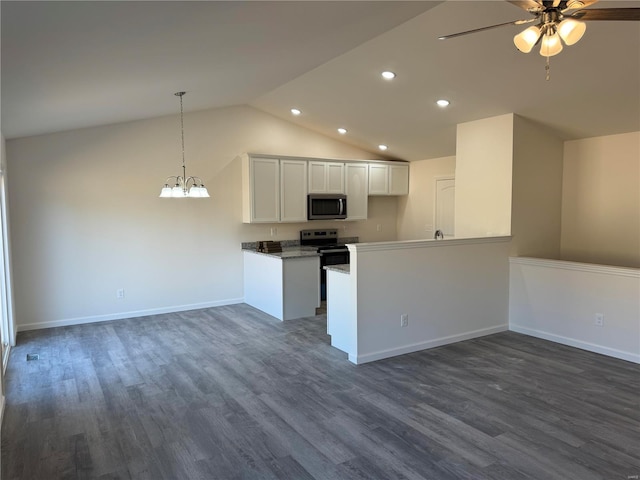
[439,0,640,77]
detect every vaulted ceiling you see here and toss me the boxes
[2,1,639,161]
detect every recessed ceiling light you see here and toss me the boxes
[337,128,347,135]
[378,144,388,151]
[436,99,450,107]
[290,108,301,116]
[381,71,396,80]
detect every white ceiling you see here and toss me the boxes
[2,1,639,161]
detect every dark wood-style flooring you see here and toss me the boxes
[2,304,639,479]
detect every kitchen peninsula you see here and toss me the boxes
[326,236,512,364]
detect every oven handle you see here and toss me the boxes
[320,248,349,255]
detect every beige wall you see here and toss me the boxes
[511,116,564,258]
[6,105,397,329]
[396,155,455,241]
[454,114,514,238]
[561,131,640,268]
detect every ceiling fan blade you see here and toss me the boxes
[438,19,534,40]
[570,8,640,21]
[562,0,599,11]
[507,0,544,13]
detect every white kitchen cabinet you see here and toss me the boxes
[389,164,409,195]
[242,155,307,223]
[345,163,369,220]
[244,251,320,321]
[280,159,308,222]
[368,164,388,195]
[368,163,409,196]
[242,156,280,223]
[308,161,345,194]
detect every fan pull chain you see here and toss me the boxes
[545,56,551,81]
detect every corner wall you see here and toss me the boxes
[560,131,640,268]
[511,116,563,258]
[454,114,514,238]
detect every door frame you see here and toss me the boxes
[433,175,455,238]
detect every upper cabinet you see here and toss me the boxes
[308,161,345,194]
[242,155,307,223]
[389,164,410,195]
[345,163,369,221]
[280,160,308,223]
[242,153,409,223]
[368,164,389,195]
[368,163,409,196]
[242,156,280,223]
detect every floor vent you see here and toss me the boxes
[26,353,39,361]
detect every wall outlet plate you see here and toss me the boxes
[594,313,604,326]
[400,314,408,327]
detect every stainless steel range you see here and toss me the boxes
[300,229,350,301]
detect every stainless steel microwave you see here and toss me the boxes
[307,194,347,220]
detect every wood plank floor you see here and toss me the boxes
[2,304,639,479]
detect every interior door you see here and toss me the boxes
[435,176,455,237]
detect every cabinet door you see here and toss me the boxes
[308,162,327,193]
[326,163,345,193]
[345,163,368,220]
[249,157,280,223]
[389,164,409,195]
[280,160,308,223]
[308,161,344,193]
[368,164,388,195]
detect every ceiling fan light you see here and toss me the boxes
[539,32,563,57]
[513,25,542,53]
[557,18,586,46]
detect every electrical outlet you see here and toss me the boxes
[116,288,125,299]
[400,314,408,327]
[270,227,277,237]
[594,313,604,327]
[377,224,381,232]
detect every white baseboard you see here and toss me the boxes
[351,324,508,365]
[16,298,244,332]
[509,324,640,364]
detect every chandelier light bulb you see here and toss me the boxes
[513,25,542,53]
[557,18,586,46]
[539,31,563,57]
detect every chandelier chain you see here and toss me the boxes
[176,91,186,177]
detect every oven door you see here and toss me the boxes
[319,249,350,300]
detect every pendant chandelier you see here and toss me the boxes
[159,92,210,198]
